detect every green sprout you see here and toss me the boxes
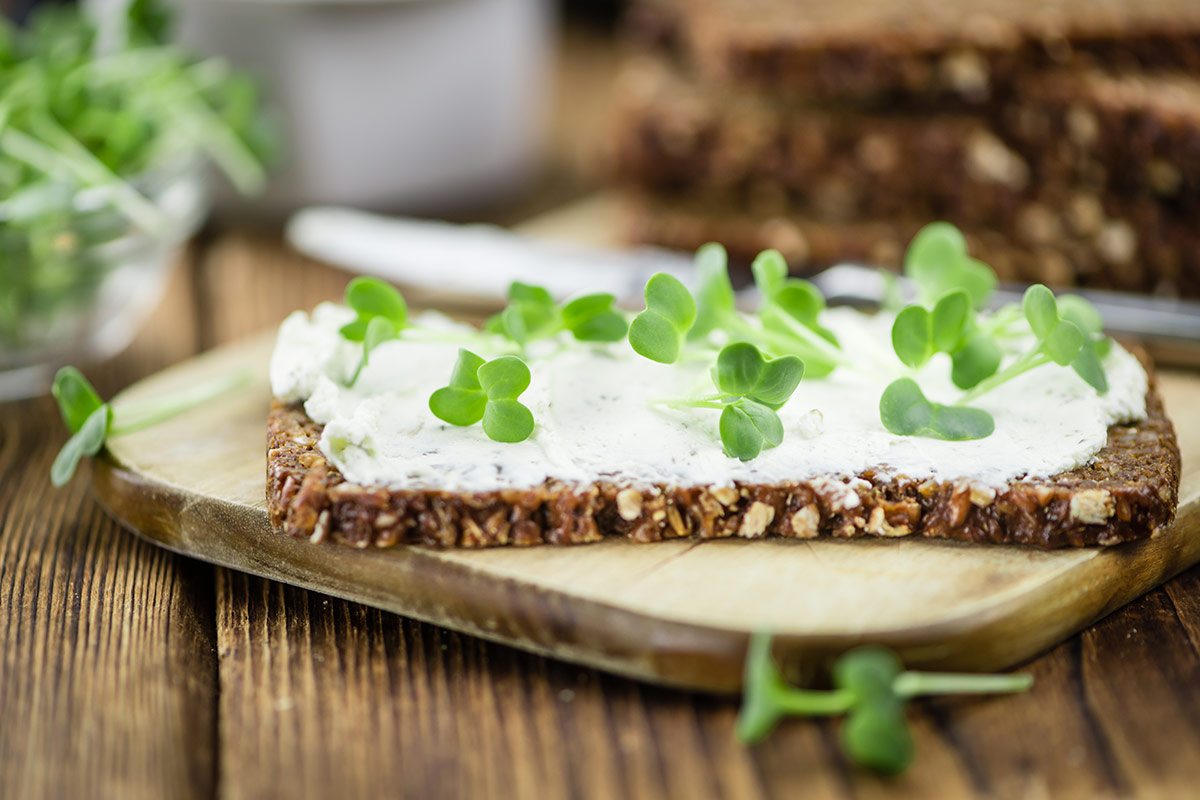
[736,632,1034,775]
[486,281,628,348]
[657,342,804,461]
[628,272,697,364]
[958,285,1104,404]
[428,349,535,443]
[50,365,249,487]
[881,223,1112,441]
[904,222,997,309]
[683,244,845,376]
[338,277,408,383]
[878,378,994,441]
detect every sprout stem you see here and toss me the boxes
[110,370,251,435]
[893,671,1034,698]
[958,349,1049,404]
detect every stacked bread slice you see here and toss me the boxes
[610,0,1200,296]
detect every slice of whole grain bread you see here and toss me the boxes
[266,370,1179,550]
[628,0,1200,101]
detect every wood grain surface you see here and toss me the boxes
[5,233,1200,799]
[91,326,1200,690]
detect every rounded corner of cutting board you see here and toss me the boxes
[89,336,1200,691]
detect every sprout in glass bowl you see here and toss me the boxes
[0,1,277,399]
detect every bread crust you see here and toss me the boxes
[266,376,1179,550]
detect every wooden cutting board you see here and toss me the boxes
[92,330,1200,692]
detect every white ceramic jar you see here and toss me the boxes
[168,0,555,213]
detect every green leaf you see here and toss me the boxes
[739,400,784,448]
[1057,295,1104,336]
[713,343,804,409]
[477,356,531,399]
[840,706,915,776]
[345,276,408,326]
[950,332,1002,389]
[930,290,970,353]
[719,403,766,461]
[736,632,788,744]
[833,646,903,705]
[50,403,110,487]
[338,318,368,342]
[629,311,684,364]
[500,305,529,345]
[879,378,934,435]
[880,379,993,440]
[714,342,765,397]
[904,222,996,308]
[643,272,696,330]
[690,243,736,340]
[481,398,534,442]
[751,355,805,408]
[1042,320,1084,366]
[569,309,628,342]
[773,281,825,327]
[751,249,788,300]
[1072,346,1109,394]
[428,387,486,426]
[561,293,615,328]
[1022,284,1058,340]
[929,404,995,440]
[508,281,555,307]
[446,348,486,390]
[891,306,933,368]
[719,399,784,461]
[361,316,397,365]
[52,366,103,433]
[562,294,628,342]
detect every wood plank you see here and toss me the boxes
[0,256,216,800]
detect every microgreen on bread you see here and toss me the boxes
[657,342,804,461]
[881,222,1113,441]
[904,222,997,309]
[429,349,535,443]
[50,365,249,487]
[736,632,1033,775]
[637,244,847,376]
[879,378,995,440]
[340,277,409,383]
[629,273,697,363]
[486,282,628,348]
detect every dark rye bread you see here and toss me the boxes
[622,193,1200,297]
[609,59,1200,296]
[266,374,1179,550]
[610,56,1034,223]
[628,0,1200,101]
[1003,70,1200,206]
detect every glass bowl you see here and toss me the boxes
[0,159,209,400]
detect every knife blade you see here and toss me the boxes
[287,206,1200,365]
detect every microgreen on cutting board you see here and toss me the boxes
[737,632,1033,775]
[50,365,249,486]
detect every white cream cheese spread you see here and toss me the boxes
[269,302,1148,493]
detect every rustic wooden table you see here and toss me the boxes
[3,231,1200,800]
